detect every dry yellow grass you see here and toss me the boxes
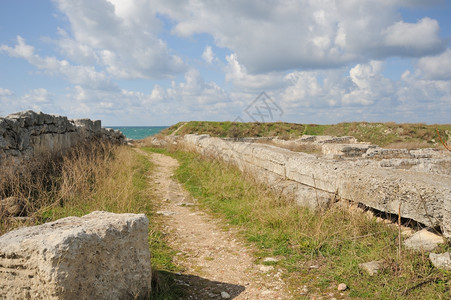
[0,142,150,234]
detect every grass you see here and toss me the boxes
[160,121,451,148]
[144,146,451,299]
[0,142,183,299]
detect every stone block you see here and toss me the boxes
[429,252,451,270]
[0,211,151,299]
[182,134,451,238]
[403,229,444,251]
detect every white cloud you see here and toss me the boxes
[155,0,446,73]
[202,46,215,64]
[225,54,285,91]
[1,36,117,91]
[416,49,451,80]
[0,88,13,97]
[53,0,187,79]
[383,18,443,56]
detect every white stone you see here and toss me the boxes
[359,260,383,276]
[403,229,444,251]
[429,252,451,270]
[0,211,151,300]
[259,265,274,272]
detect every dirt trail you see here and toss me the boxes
[141,150,291,299]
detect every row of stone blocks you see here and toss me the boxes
[0,211,151,299]
[183,134,451,238]
[0,110,125,159]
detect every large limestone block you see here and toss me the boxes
[0,211,151,300]
[183,135,451,238]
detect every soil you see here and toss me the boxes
[142,150,291,299]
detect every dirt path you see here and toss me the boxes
[141,150,291,299]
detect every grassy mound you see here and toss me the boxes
[161,121,451,147]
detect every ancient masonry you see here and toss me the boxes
[181,134,451,238]
[0,110,125,161]
[0,211,151,299]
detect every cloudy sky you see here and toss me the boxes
[1,0,450,125]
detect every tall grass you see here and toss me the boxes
[0,142,183,299]
[0,142,147,232]
[149,147,450,299]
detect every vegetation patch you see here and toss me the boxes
[0,144,182,299]
[147,147,450,299]
[161,121,451,148]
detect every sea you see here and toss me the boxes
[109,126,169,140]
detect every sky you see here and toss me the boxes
[0,0,450,126]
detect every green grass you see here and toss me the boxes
[160,121,451,147]
[143,147,451,299]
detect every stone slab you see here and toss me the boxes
[0,211,151,300]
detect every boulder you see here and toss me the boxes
[0,211,151,300]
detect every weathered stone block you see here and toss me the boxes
[183,134,451,238]
[0,211,151,300]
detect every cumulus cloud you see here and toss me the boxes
[0,88,60,115]
[416,49,451,80]
[0,88,13,97]
[155,0,446,73]
[225,54,285,91]
[53,0,186,79]
[382,18,444,56]
[202,46,215,64]
[1,36,118,91]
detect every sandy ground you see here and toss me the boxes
[141,150,291,299]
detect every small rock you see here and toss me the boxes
[429,252,451,270]
[359,260,383,276]
[156,210,176,216]
[259,265,274,272]
[300,285,309,295]
[309,265,319,269]
[337,283,347,291]
[403,229,443,251]
[263,257,279,263]
[221,291,231,299]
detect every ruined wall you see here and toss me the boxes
[0,111,125,161]
[182,134,451,238]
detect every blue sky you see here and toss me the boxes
[1,0,450,126]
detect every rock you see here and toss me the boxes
[359,260,383,276]
[259,265,274,272]
[403,229,444,251]
[429,252,451,270]
[0,196,26,217]
[337,283,347,291]
[0,211,151,300]
[0,111,126,165]
[263,257,279,263]
[156,210,176,216]
[182,134,451,238]
[221,291,231,299]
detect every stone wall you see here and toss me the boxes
[181,134,451,239]
[0,111,125,161]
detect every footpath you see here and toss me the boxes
[142,150,291,299]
